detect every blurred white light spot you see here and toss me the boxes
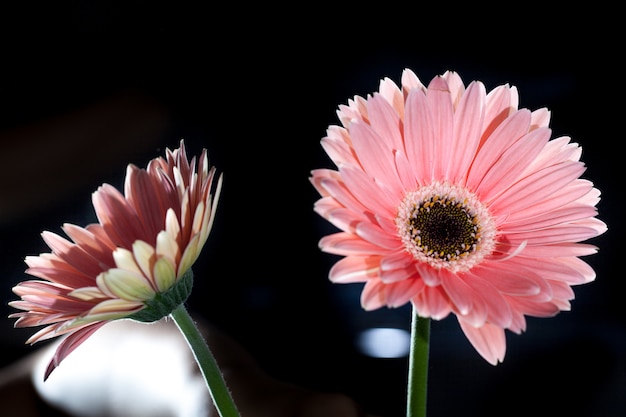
[357,327,411,358]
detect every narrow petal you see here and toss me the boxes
[328,256,380,283]
[467,109,531,190]
[44,322,107,381]
[404,88,435,182]
[425,75,455,179]
[448,81,485,182]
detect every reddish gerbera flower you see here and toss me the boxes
[10,140,222,379]
[310,69,607,364]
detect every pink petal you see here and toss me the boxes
[355,221,401,250]
[413,286,452,320]
[505,242,598,258]
[386,278,425,308]
[404,88,436,182]
[328,256,380,283]
[316,175,372,219]
[467,109,531,191]
[340,165,398,218]
[482,84,515,142]
[319,232,390,256]
[440,269,473,315]
[321,126,358,167]
[502,205,599,232]
[488,161,586,214]
[349,120,403,195]
[425,76,455,179]
[448,81,485,183]
[367,93,404,155]
[477,127,552,201]
[503,179,593,223]
[361,279,387,310]
[463,274,512,328]
[44,322,107,381]
[458,319,506,365]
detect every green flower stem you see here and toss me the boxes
[170,304,240,417]
[406,307,430,417]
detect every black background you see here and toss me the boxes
[0,6,623,417]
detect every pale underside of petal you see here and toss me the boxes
[88,299,144,317]
[153,256,177,292]
[112,247,143,276]
[178,233,201,277]
[63,299,144,330]
[97,269,156,301]
[458,319,506,365]
[132,240,157,280]
[69,286,108,301]
[156,229,180,262]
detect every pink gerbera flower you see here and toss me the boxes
[310,69,607,364]
[9,140,222,380]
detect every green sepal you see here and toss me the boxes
[127,268,194,323]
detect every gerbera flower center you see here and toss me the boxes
[396,182,496,273]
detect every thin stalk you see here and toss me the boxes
[406,307,430,417]
[170,304,240,417]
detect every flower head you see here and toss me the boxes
[9,140,222,379]
[310,69,607,364]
